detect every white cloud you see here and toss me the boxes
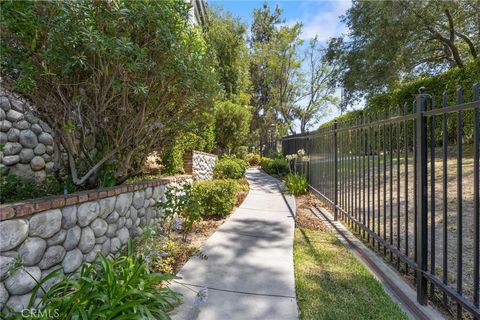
[289,0,351,43]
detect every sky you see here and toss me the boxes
[209,0,351,45]
[208,0,353,130]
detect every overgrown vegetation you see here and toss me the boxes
[323,60,479,125]
[0,170,82,204]
[325,1,479,106]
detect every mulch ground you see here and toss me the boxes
[295,193,330,232]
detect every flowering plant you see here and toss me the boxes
[285,149,310,176]
[157,182,202,240]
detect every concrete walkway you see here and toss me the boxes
[169,168,298,320]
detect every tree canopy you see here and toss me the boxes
[249,4,337,140]
[214,101,252,154]
[325,0,479,104]
[1,0,219,185]
[203,7,250,100]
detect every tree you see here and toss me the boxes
[214,101,252,154]
[249,3,284,151]
[267,23,304,134]
[1,0,219,186]
[204,7,250,100]
[325,0,479,104]
[295,38,338,133]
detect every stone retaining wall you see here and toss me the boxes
[0,175,191,312]
[183,150,217,180]
[0,87,59,182]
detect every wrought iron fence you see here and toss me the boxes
[282,85,480,319]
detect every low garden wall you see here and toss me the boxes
[0,175,192,312]
[183,150,217,180]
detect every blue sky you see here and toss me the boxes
[208,0,353,129]
[208,0,351,45]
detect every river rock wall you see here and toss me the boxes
[183,150,217,180]
[0,176,191,312]
[0,88,58,182]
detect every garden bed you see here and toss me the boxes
[137,178,250,275]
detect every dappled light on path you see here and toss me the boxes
[169,168,298,320]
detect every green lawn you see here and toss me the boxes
[294,228,408,320]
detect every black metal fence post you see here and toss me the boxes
[416,87,428,305]
[334,120,338,221]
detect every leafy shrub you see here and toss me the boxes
[98,168,117,188]
[160,130,215,176]
[0,171,74,204]
[284,173,309,196]
[235,177,250,205]
[214,100,252,154]
[261,157,290,178]
[235,177,250,193]
[244,153,261,166]
[260,157,273,170]
[193,179,238,218]
[214,158,246,179]
[157,183,202,239]
[222,155,248,171]
[2,242,180,320]
[160,144,186,176]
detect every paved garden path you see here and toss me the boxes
[170,168,299,320]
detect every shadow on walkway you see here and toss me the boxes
[169,168,299,320]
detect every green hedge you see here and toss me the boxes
[193,179,238,218]
[261,157,290,178]
[214,156,247,179]
[367,60,479,112]
[319,60,479,145]
[322,60,479,126]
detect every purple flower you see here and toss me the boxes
[173,215,183,231]
[194,287,209,306]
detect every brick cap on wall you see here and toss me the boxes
[0,175,192,221]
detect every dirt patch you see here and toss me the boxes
[295,193,330,232]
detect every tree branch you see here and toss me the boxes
[454,30,478,58]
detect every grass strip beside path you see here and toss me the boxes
[294,228,408,320]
